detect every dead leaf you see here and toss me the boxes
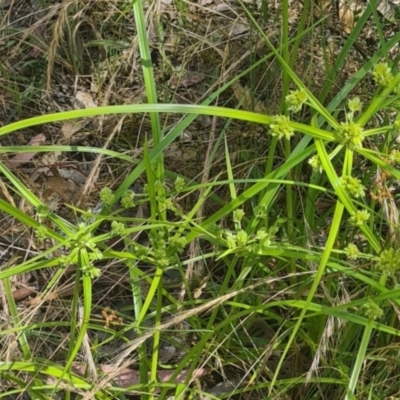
[71,364,208,389]
[29,134,46,145]
[339,4,354,34]
[232,82,265,112]
[339,0,362,34]
[57,168,87,185]
[314,0,332,18]
[42,176,80,205]
[198,0,213,5]
[60,121,84,139]
[3,133,46,169]
[74,91,97,109]
[169,71,205,89]
[377,0,396,22]
[230,21,249,36]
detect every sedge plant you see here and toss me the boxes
[1,0,400,399]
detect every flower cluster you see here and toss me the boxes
[35,225,48,242]
[349,209,370,226]
[286,88,308,113]
[72,223,103,278]
[81,263,102,278]
[121,190,135,209]
[308,155,323,173]
[344,243,360,260]
[337,121,365,149]
[361,298,383,321]
[378,248,400,274]
[341,176,365,198]
[36,204,51,222]
[347,97,362,114]
[148,229,185,269]
[223,225,276,256]
[269,115,295,140]
[100,187,115,206]
[389,149,400,164]
[233,209,245,224]
[174,176,185,192]
[372,62,393,87]
[111,221,125,236]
